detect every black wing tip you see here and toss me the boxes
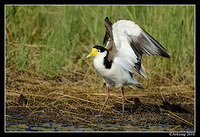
[104,17,112,25]
[166,54,171,58]
[105,17,109,20]
[161,51,171,58]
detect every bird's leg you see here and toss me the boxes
[121,87,125,115]
[99,86,110,116]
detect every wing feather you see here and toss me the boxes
[126,28,171,58]
[110,20,170,78]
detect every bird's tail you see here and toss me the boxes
[136,83,144,89]
[129,76,144,89]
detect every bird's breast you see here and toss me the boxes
[93,55,109,74]
[93,55,128,87]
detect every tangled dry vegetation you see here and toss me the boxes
[6,64,194,131]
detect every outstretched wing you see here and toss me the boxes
[107,19,170,78]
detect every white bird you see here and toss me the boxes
[86,17,171,116]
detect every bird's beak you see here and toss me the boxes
[86,52,93,58]
[86,48,98,58]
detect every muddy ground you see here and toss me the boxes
[5,67,195,132]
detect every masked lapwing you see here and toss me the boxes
[86,17,171,116]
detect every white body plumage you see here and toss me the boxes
[93,51,141,88]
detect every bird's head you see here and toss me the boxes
[86,45,107,58]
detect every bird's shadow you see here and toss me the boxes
[113,97,191,114]
[160,100,190,114]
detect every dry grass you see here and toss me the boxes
[6,64,195,131]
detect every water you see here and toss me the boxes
[6,98,194,132]
[6,112,194,132]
